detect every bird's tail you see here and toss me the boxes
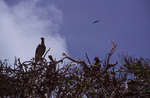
[34,54,39,69]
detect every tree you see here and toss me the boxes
[0,41,150,98]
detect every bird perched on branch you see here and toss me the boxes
[35,37,46,66]
[48,55,56,72]
[91,57,102,71]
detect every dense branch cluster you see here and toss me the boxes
[0,41,150,97]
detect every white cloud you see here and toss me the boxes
[0,0,68,64]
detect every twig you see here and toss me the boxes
[103,62,118,73]
[62,53,81,63]
[122,82,128,94]
[102,41,118,73]
[107,40,117,65]
[138,86,145,92]
[85,53,91,65]
[43,48,50,58]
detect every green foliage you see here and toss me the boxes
[122,56,150,79]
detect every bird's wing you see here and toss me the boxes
[93,20,100,24]
[35,44,46,57]
[41,45,46,56]
[35,44,41,55]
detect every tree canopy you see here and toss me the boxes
[0,41,150,98]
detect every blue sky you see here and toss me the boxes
[1,0,150,64]
[54,0,150,61]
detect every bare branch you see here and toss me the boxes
[43,47,50,58]
[85,53,91,65]
[62,53,81,63]
[107,40,117,65]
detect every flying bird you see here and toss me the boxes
[93,20,100,24]
[35,37,46,66]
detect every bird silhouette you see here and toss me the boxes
[93,20,100,24]
[91,57,101,71]
[48,55,56,72]
[34,37,46,67]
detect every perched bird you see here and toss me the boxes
[93,20,100,24]
[91,57,101,71]
[35,37,46,65]
[48,55,56,72]
[48,55,54,62]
